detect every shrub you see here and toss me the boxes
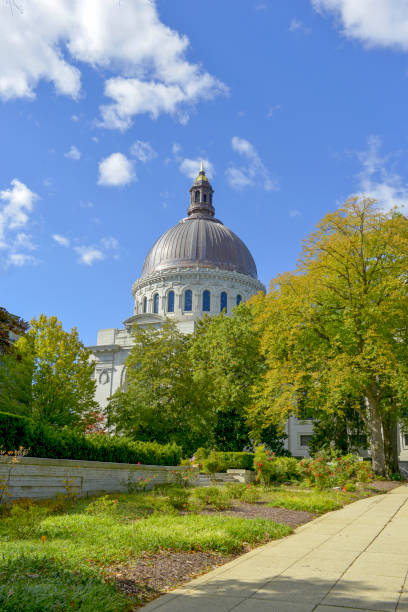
[0,411,182,465]
[201,451,254,473]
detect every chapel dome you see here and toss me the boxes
[141,164,258,280]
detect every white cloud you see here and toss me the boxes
[15,232,36,250]
[172,142,182,156]
[289,209,302,217]
[53,233,70,247]
[311,0,408,50]
[266,104,280,118]
[130,140,157,163]
[0,179,38,248]
[179,158,215,180]
[71,114,80,122]
[7,253,38,267]
[74,246,104,266]
[64,145,81,160]
[289,18,303,32]
[79,200,94,208]
[98,153,135,187]
[355,135,408,212]
[0,0,227,127]
[101,236,119,250]
[226,137,278,192]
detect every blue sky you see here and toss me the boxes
[2,0,408,345]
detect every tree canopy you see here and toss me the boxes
[107,321,212,455]
[249,198,408,475]
[15,314,97,430]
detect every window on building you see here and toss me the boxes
[203,193,207,202]
[184,289,192,311]
[300,435,313,448]
[220,291,227,312]
[195,190,200,202]
[202,290,210,312]
[143,297,147,313]
[167,290,174,313]
[236,294,242,306]
[153,293,159,314]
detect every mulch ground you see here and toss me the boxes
[106,550,236,608]
[202,501,316,528]
[367,480,405,492]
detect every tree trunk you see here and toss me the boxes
[383,416,399,477]
[363,390,386,477]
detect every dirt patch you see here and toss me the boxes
[106,550,235,608]
[366,480,406,493]
[202,502,316,527]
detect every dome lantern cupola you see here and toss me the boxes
[188,161,214,218]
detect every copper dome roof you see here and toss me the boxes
[141,216,258,279]
[141,164,258,279]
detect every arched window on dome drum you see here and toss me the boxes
[236,294,242,306]
[220,291,227,312]
[195,190,200,202]
[202,290,210,312]
[143,297,147,313]
[167,290,174,313]
[203,193,207,202]
[184,289,192,311]
[153,293,159,314]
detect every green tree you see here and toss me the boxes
[107,321,212,455]
[0,308,31,414]
[249,198,408,476]
[189,304,266,451]
[15,314,97,429]
[0,307,28,354]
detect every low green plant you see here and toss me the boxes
[193,486,232,510]
[4,503,49,539]
[240,484,262,503]
[167,487,190,511]
[224,482,248,499]
[126,474,151,493]
[85,495,119,515]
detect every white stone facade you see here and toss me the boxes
[89,267,265,409]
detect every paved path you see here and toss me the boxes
[142,485,408,612]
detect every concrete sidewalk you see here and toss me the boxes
[142,485,408,612]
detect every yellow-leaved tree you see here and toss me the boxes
[249,198,408,476]
[16,314,97,430]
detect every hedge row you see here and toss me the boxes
[0,411,182,466]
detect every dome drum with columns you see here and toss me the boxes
[89,165,265,407]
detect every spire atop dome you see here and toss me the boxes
[194,160,209,183]
[188,162,214,218]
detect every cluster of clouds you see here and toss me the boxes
[355,135,408,213]
[0,0,227,129]
[97,140,157,187]
[52,233,120,266]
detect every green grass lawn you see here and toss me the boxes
[262,486,360,513]
[0,483,374,611]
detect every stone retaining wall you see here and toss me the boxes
[0,456,190,501]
